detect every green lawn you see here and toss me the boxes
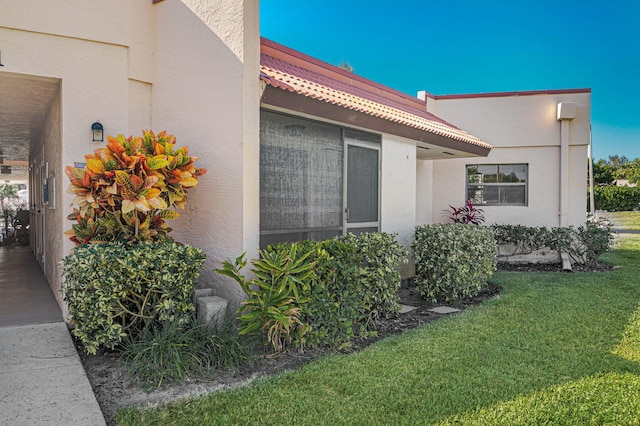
[601,211,640,231]
[118,230,640,425]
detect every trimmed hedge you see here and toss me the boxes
[300,232,407,347]
[60,242,205,354]
[492,217,613,266]
[414,224,497,302]
[592,186,640,212]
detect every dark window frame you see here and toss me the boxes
[466,163,528,206]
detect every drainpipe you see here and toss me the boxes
[557,102,577,227]
[588,125,595,214]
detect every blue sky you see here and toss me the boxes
[261,0,639,161]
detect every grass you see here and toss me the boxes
[600,210,640,231]
[118,222,640,425]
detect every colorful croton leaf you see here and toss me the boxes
[64,130,206,245]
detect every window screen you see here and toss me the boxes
[260,111,344,247]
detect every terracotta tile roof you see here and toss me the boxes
[260,38,492,151]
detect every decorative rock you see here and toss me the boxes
[400,304,418,314]
[196,296,228,328]
[429,306,461,314]
[193,288,214,304]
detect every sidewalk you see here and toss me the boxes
[0,245,105,426]
[0,323,106,425]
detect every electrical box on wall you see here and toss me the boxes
[557,102,577,121]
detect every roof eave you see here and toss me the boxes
[261,86,492,158]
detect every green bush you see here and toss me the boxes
[218,232,407,351]
[60,242,205,354]
[414,224,497,302]
[297,233,407,347]
[295,238,367,347]
[592,186,640,212]
[118,314,248,388]
[339,232,407,321]
[492,219,613,267]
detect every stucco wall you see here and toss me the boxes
[381,134,416,248]
[30,89,66,311]
[152,0,260,304]
[381,134,417,278]
[0,14,130,311]
[416,159,434,225]
[425,91,590,227]
[1,0,261,309]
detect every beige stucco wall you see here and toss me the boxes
[381,134,416,248]
[0,1,131,309]
[381,134,417,278]
[421,91,590,227]
[152,0,260,304]
[1,0,261,310]
[30,88,66,312]
[416,159,434,225]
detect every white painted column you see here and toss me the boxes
[557,103,577,227]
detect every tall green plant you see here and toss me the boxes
[64,130,206,244]
[216,244,316,353]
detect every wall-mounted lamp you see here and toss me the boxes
[91,121,104,142]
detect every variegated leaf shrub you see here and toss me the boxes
[64,130,206,244]
[414,224,497,302]
[61,242,205,354]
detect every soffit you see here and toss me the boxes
[0,72,60,182]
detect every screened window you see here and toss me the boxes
[260,110,380,248]
[466,164,528,206]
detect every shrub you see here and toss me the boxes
[60,241,205,354]
[414,224,497,302]
[492,224,548,255]
[592,186,640,212]
[217,232,407,351]
[64,130,206,245]
[443,200,485,225]
[297,233,407,347]
[295,238,367,347]
[215,244,315,353]
[118,314,248,388]
[339,232,407,321]
[578,216,614,265]
[491,219,614,267]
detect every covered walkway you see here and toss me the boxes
[0,245,105,425]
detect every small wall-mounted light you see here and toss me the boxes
[91,121,104,142]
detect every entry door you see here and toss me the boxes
[344,142,380,235]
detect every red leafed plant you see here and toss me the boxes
[65,130,206,244]
[444,200,485,225]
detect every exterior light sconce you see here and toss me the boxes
[91,121,104,142]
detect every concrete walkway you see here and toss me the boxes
[0,245,105,426]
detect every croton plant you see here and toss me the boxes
[65,130,206,244]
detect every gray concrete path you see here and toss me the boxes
[0,245,105,426]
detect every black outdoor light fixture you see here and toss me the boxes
[91,121,104,142]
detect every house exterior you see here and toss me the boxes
[0,0,590,311]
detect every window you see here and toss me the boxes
[260,110,380,248]
[466,164,528,206]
